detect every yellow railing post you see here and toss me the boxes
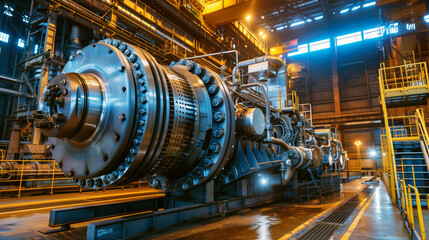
[379,68,399,204]
[408,184,426,240]
[17,160,25,198]
[407,185,414,229]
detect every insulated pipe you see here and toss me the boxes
[281,160,295,185]
[237,83,273,142]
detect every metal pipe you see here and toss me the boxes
[0,88,33,98]
[271,137,292,151]
[238,83,272,142]
[0,75,24,84]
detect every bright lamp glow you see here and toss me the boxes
[370,150,376,157]
[262,35,266,39]
[340,8,349,14]
[246,15,251,20]
[363,1,375,7]
[261,178,267,185]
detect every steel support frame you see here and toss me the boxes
[31,11,57,145]
[86,193,272,240]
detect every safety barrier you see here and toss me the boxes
[399,179,426,240]
[0,159,73,198]
[379,61,429,91]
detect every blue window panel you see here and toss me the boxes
[18,39,25,48]
[309,39,330,52]
[0,32,9,43]
[336,31,362,46]
[363,27,384,39]
[363,1,375,7]
[288,44,308,57]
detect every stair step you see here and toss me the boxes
[395,152,423,154]
[397,172,429,174]
[396,164,428,167]
[399,178,429,180]
[396,158,425,160]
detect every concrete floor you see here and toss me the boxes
[149,177,378,240]
[0,187,162,239]
[0,177,416,240]
[346,181,409,240]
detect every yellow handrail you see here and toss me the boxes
[399,180,426,240]
[408,185,426,240]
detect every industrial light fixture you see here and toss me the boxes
[261,16,264,19]
[262,35,266,39]
[354,140,362,146]
[246,15,251,20]
[259,32,263,36]
[370,150,376,157]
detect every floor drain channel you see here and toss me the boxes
[297,187,374,240]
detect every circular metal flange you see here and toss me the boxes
[45,42,138,180]
[155,60,236,191]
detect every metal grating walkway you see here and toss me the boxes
[297,187,374,240]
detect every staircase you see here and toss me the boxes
[379,57,429,239]
[393,140,429,206]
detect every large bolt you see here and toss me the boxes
[213,112,225,122]
[60,79,67,86]
[125,157,133,164]
[129,54,137,62]
[136,71,143,78]
[140,97,147,104]
[213,128,224,138]
[139,109,146,115]
[86,179,94,187]
[119,44,127,52]
[202,75,212,84]
[208,85,219,95]
[194,166,206,179]
[212,97,223,108]
[133,63,140,69]
[137,129,143,135]
[140,87,147,93]
[202,156,213,167]
[194,67,202,75]
[78,179,85,187]
[95,178,102,187]
[139,120,146,126]
[133,139,139,145]
[209,142,221,153]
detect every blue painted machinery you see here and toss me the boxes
[33,39,347,194]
